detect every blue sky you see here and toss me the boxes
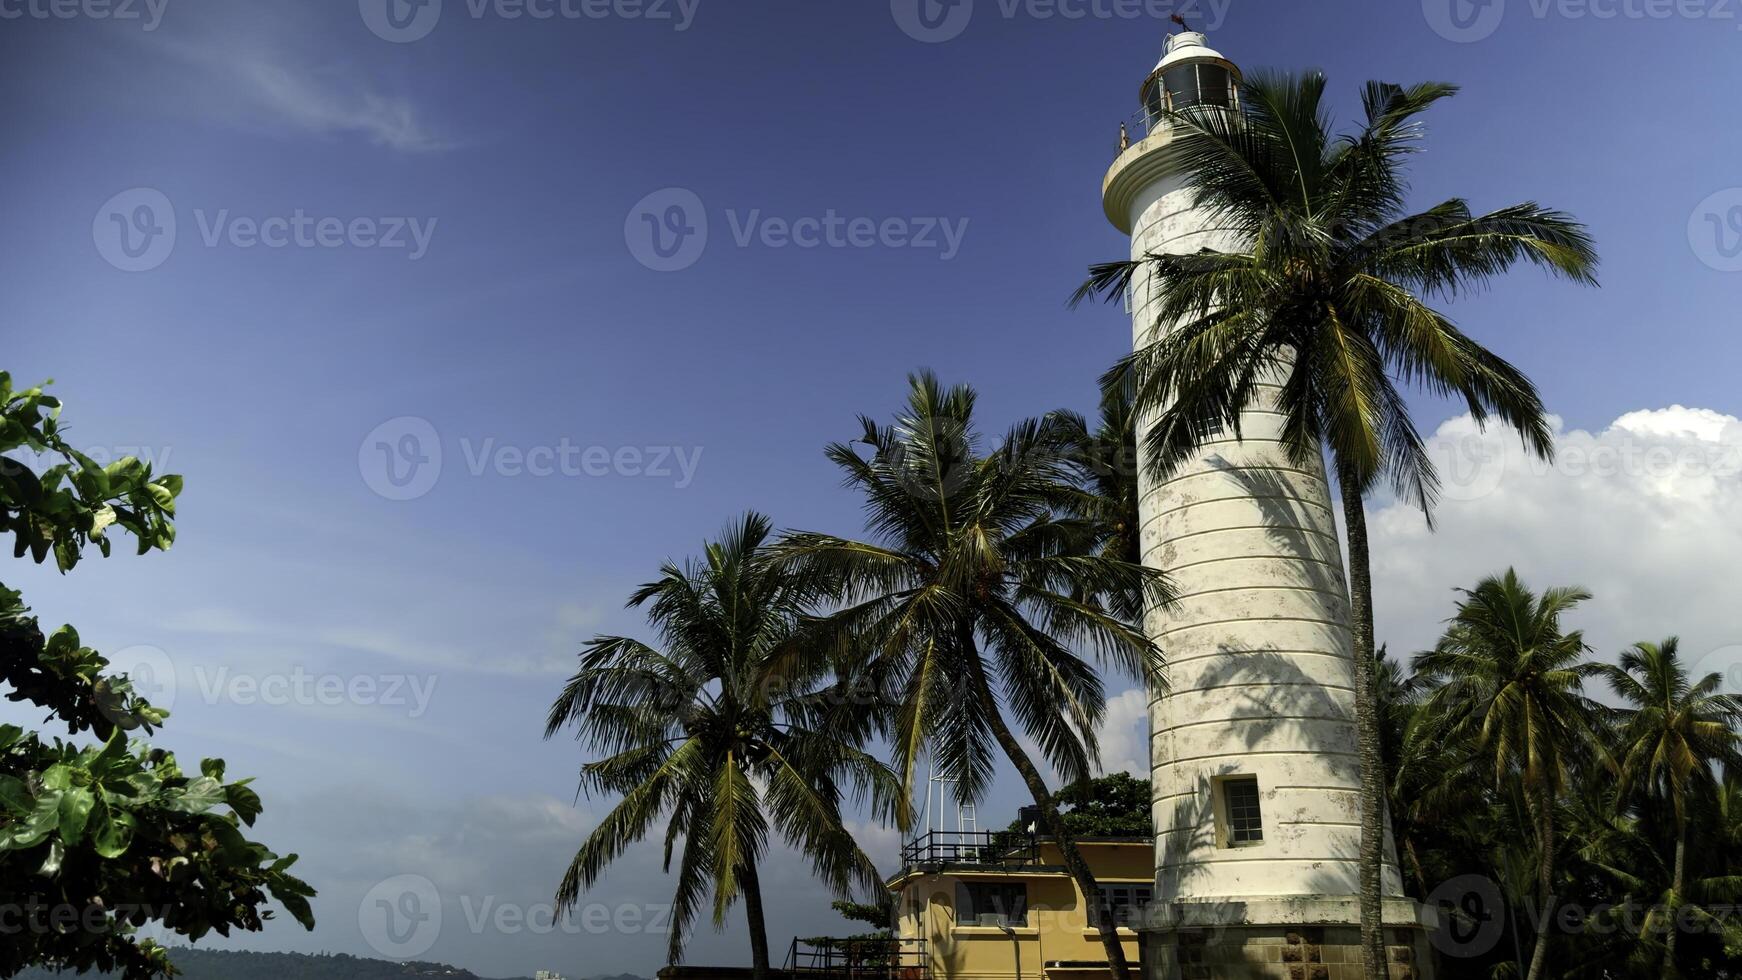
[3,0,1742,976]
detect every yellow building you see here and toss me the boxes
[886,831,1151,980]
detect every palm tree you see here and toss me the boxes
[774,373,1167,980]
[1055,381,1144,620]
[1413,568,1604,980]
[1073,73,1599,977]
[1598,637,1742,975]
[544,513,905,980]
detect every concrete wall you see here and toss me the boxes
[1115,158,1405,903]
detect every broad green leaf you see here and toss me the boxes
[58,786,95,843]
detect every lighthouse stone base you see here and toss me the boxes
[1141,898,1439,980]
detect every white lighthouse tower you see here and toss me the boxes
[1101,31,1437,979]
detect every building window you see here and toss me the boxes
[1199,413,1226,438]
[1218,776,1264,847]
[1162,64,1235,111]
[956,882,1028,927]
[1094,884,1154,929]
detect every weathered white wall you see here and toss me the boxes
[1120,168,1406,902]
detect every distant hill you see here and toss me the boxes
[12,948,650,980]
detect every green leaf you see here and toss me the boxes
[225,781,263,826]
[166,776,225,814]
[0,774,31,815]
[41,764,73,791]
[146,483,176,513]
[38,838,65,876]
[58,786,95,843]
[88,800,136,858]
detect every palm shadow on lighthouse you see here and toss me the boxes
[1100,29,1438,980]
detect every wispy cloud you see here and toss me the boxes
[136,11,449,153]
[227,58,449,153]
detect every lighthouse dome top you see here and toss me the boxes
[1138,31,1241,117]
[1152,31,1228,74]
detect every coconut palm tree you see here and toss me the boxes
[1598,637,1742,975]
[1073,73,1599,977]
[1413,569,1605,980]
[1054,381,1144,620]
[544,513,905,980]
[773,373,1168,980]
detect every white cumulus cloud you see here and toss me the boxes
[1369,406,1742,684]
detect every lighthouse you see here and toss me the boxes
[1100,31,1437,979]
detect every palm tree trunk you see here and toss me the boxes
[1666,820,1686,977]
[1403,834,1427,901]
[1337,473,1389,980]
[961,644,1131,980]
[741,861,772,980]
[1526,795,1555,980]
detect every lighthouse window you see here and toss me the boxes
[1163,66,1200,109]
[1217,776,1265,846]
[1196,65,1234,108]
[1162,64,1235,111]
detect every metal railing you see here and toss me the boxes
[1116,91,1240,156]
[785,936,928,980]
[898,829,1039,870]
